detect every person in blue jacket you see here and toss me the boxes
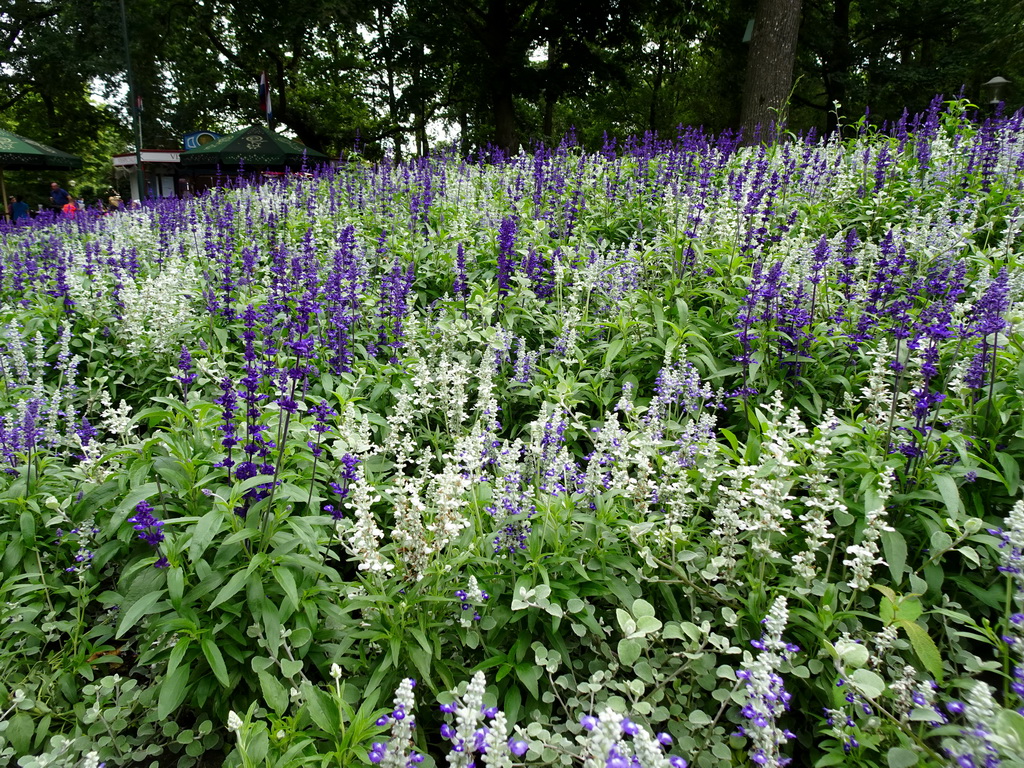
[10,195,30,222]
[49,181,71,211]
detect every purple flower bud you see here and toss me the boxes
[509,739,528,756]
[581,715,598,731]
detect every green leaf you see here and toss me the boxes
[835,638,869,668]
[280,659,303,678]
[208,568,251,611]
[112,483,161,529]
[933,473,962,518]
[996,709,1024,753]
[616,609,636,636]
[688,709,712,725]
[879,596,895,625]
[168,637,192,676]
[887,747,920,768]
[77,481,120,518]
[302,682,340,733]
[880,529,907,585]
[997,452,1020,496]
[895,598,923,623]
[633,615,662,636]
[409,644,433,687]
[188,510,224,564]
[157,664,191,719]
[168,566,185,604]
[617,637,642,667]
[117,589,166,639]
[631,598,656,618]
[19,510,35,544]
[6,712,34,754]
[516,663,542,698]
[503,684,522,725]
[201,636,230,687]
[603,338,625,369]
[849,668,886,699]
[259,671,289,715]
[897,620,944,684]
[272,566,299,612]
[929,530,953,555]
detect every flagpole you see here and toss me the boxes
[119,0,144,200]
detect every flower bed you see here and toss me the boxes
[1,99,1024,768]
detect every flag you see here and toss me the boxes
[258,71,273,124]
[135,94,143,113]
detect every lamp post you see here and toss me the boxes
[981,76,1010,110]
[119,0,145,201]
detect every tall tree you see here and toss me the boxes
[740,0,802,140]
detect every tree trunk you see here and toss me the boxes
[825,0,851,135]
[542,38,558,145]
[484,0,519,154]
[493,87,518,154]
[740,0,803,143]
[649,36,666,133]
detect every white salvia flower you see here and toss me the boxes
[118,262,198,355]
[553,306,581,358]
[381,678,417,768]
[448,672,488,768]
[870,626,899,668]
[615,381,635,414]
[791,423,842,581]
[424,461,472,551]
[4,322,30,383]
[336,402,374,455]
[737,596,796,768]
[583,412,636,499]
[943,682,1017,766]
[98,391,136,442]
[226,710,243,733]
[382,385,420,472]
[482,711,511,768]
[581,708,627,768]
[390,474,430,580]
[843,469,896,591]
[435,353,470,433]
[342,465,393,574]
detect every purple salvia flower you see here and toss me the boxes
[497,216,517,304]
[128,500,169,568]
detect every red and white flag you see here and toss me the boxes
[258,71,273,124]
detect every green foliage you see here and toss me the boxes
[3,106,1024,768]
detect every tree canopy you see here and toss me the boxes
[0,0,1018,159]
